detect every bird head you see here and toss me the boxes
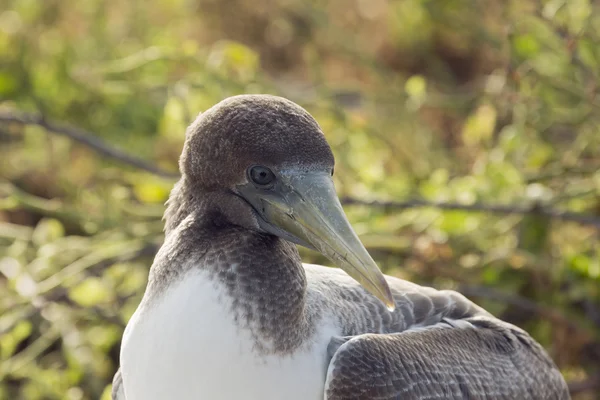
[174,94,394,310]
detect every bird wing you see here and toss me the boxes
[325,317,570,400]
[111,368,126,400]
[303,266,569,399]
[324,315,569,399]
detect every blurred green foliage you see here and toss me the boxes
[1,0,600,398]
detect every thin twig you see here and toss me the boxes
[0,110,179,178]
[526,165,600,183]
[458,284,587,335]
[340,197,600,229]
[35,240,147,294]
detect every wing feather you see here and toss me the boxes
[324,316,569,400]
[306,264,489,336]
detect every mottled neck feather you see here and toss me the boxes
[154,187,315,354]
[163,177,194,236]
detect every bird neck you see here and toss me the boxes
[153,194,315,354]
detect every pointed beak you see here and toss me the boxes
[239,171,395,310]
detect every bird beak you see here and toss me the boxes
[238,171,395,310]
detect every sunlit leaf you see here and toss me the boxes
[32,219,65,246]
[0,320,32,358]
[206,41,259,81]
[405,75,427,97]
[133,178,172,203]
[158,96,188,140]
[462,104,497,146]
[68,278,114,307]
[513,34,541,58]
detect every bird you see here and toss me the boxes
[113,94,569,400]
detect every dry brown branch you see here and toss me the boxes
[0,109,179,178]
[458,285,587,335]
[340,197,600,229]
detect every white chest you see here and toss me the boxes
[120,270,338,400]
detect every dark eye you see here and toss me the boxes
[248,166,276,187]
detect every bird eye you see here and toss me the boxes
[248,166,276,187]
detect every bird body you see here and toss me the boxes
[114,95,570,400]
[119,255,486,400]
[121,267,336,400]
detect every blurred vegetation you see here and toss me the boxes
[1,0,600,398]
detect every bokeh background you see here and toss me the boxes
[1,0,600,398]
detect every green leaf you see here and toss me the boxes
[0,71,18,96]
[32,219,65,247]
[207,41,259,81]
[513,34,541,58]
[462,104,497,146]
[565,0,592,33]
[569,253,600,279]
[0,320,32,358]
[68,278,114,307]
[530,52,570,77]
[158,96,188,140]
[133,178,172,204]
[577,38,599,70]
[405,75,427,97]
[526,141,554,169]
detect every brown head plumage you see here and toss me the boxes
[180,94,334,190]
